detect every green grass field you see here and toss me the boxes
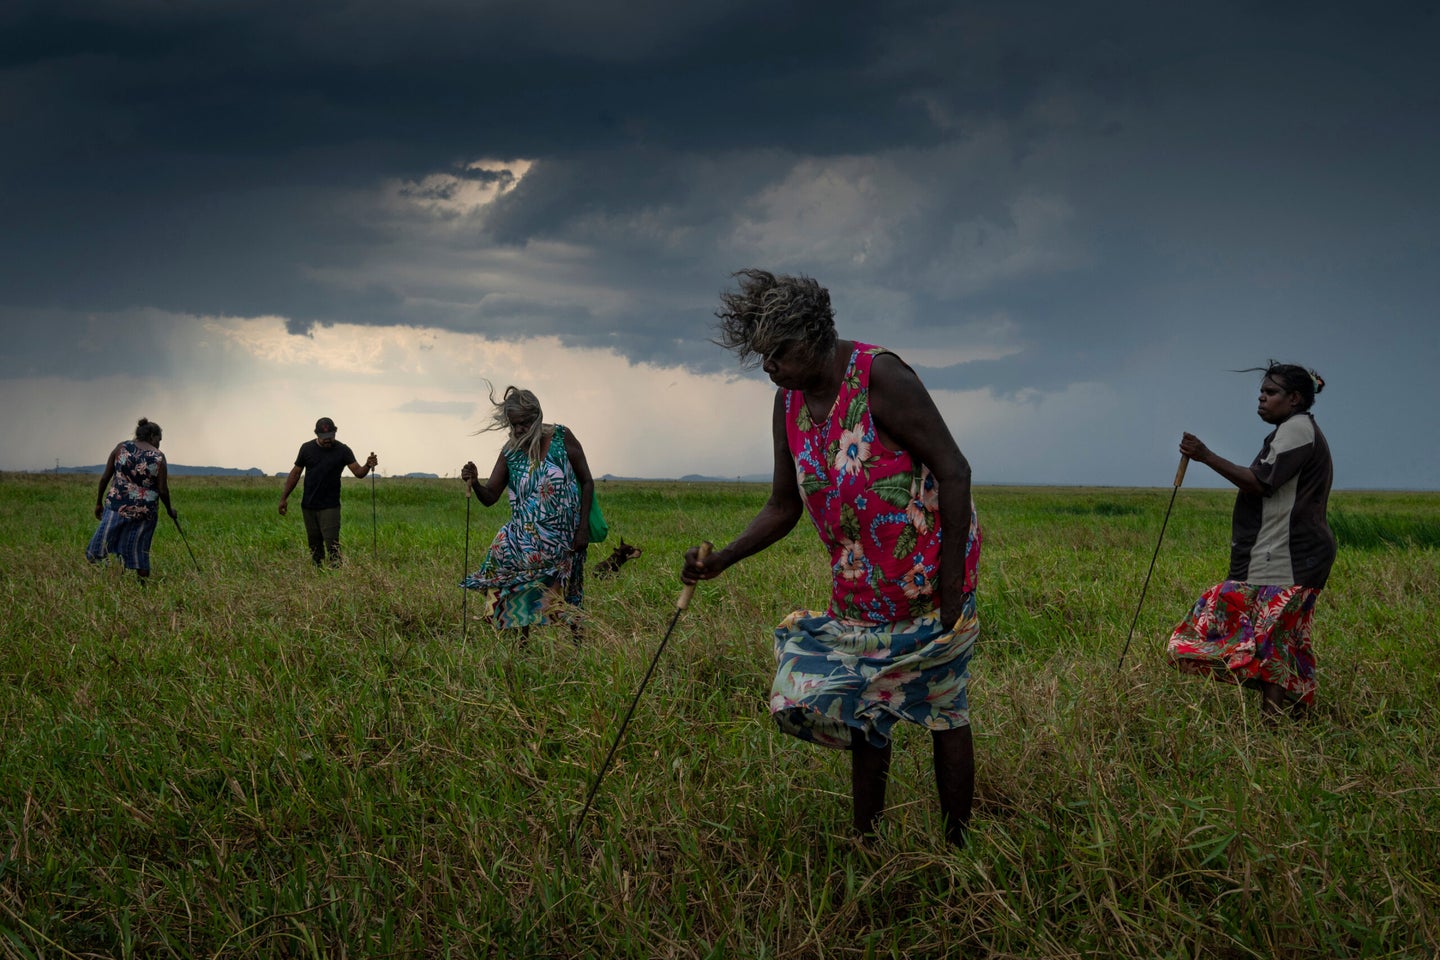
[2,473,1437,958]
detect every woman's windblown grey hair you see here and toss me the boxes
[713,269,837,369]
[478,384,547,464]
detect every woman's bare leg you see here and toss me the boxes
[933,726,974,848]
[1260,680,1286,724]
[850,727,891,839]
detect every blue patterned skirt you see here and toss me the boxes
[770,592,978,749]
[86,509,158,572]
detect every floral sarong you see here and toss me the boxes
[1166,579,1319,705]
[770,592,978,749]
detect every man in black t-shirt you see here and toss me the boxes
[278,417,378,566]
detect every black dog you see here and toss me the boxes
[594,539,642,577]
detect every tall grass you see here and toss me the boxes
[1,474,1437,957]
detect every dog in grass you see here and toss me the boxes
[594,540,642,577]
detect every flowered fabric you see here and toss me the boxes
[461,425,585,629]
[1167,580,1319,705]
[103,441,165,520]
[785,343,981,624]
[772,594,979,750]
[86,440,165,571]
[773,343,982,747]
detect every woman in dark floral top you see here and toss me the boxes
[86,418,177,580]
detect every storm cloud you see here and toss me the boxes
[3,0,1437,485]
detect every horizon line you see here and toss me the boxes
[7,466,1437,494]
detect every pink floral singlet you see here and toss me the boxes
[784,343,980,625]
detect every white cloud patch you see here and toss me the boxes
[386,158,534,219]
[725,135,1084,303]
[731,154,921,269]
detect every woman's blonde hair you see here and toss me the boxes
[479,383,547,464]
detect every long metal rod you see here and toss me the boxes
[1118,456,1188,670]
[462,488,472,643]
[170,512,202,575]
[570,542,712,846]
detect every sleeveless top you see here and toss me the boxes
[784,343,981,624]
[476,424,582,584]
[503,425,581,537]
[104,440,166,520]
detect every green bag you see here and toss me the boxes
[587,495,609,543]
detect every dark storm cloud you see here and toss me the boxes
[2,0,1437,401]
[1,0,964,348]
[0,306,232,383]
[0,0,949,170]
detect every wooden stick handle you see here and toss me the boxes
[1173,455,1189,488]
[678,541,713,611]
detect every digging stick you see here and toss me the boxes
[570,541,712,845]
[170,512,202,575]
[1118,456,1188,670]
[462,479,473,642]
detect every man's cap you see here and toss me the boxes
[314,417,337,439]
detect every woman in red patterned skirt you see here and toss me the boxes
[1167,362,1335,720]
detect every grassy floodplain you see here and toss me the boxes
[2,472,1438,958]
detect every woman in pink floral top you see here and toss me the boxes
[682,270,981,848]
[86,418,177,580]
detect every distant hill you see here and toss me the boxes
[56,464,266,477]
[677,473,770,483]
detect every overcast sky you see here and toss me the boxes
[3,1,1436,488]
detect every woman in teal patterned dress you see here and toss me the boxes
[460,386,595,641]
